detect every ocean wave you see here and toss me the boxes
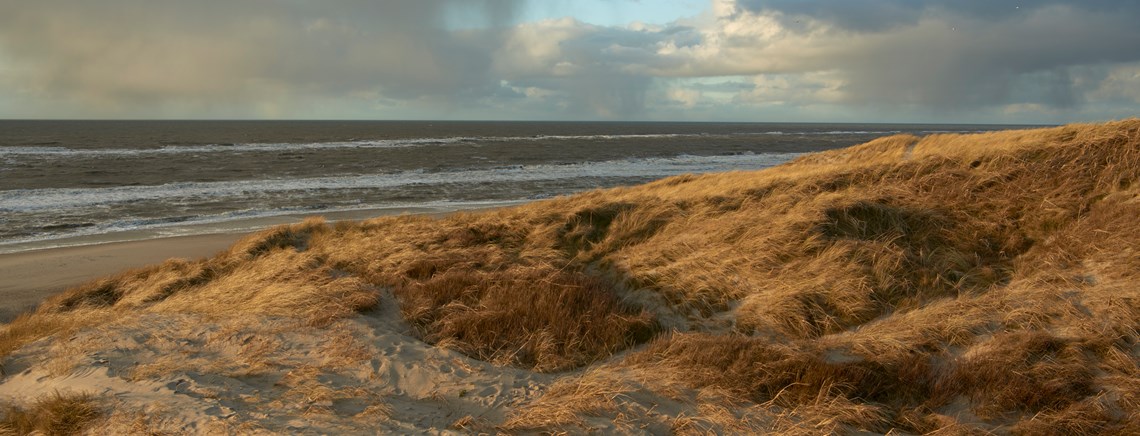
[0,130,917,157]
[0,127,1006,159]
[0,199,529,252]
[739,130,904,135]
[0,137,476,157]
[0,153,800,212]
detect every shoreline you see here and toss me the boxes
[0,232,245,322]
[0,201,526,256]
[0,203,516,323]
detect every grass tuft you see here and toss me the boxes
[0,391,101,436]
[396,266,657,372]
[943,330,1097,418]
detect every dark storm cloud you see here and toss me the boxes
[0,0,523,115]
[492,19,687,119]
[737,0,1140,31]
[713,0,1140,112]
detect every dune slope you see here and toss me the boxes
[2,120,1138,434]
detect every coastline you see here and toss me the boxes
[0,232,244,322]
[0,203,517,323]
[0,201,526,256]
[0,121,1135,433]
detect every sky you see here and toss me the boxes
[1,0,1138,123]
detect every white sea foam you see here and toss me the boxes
[0,199,528,253]
[0,130,908,157]
[738,130,902,135]
[0,153,799,212]
[0,135,677,157]
[2,152,804,252]
[0,137,476,157]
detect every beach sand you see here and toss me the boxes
[0,217,556,434]
[0,233,244,322]
[0,205,508,322]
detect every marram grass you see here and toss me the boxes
[3,120,1139,434]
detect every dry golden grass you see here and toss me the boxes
[500,119,1140,432]
[502,367,638,430]
[3,119,1139,433]
[0,391,101,436]
[0,219,378,364]
[395,266,656,372]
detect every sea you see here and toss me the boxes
[0,120,1037,254]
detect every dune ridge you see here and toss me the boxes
[2,120,1138,434]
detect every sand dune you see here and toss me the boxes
[0,234,243,323]
[2,120,1138,434]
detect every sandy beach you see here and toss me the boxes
[0,233,244,322]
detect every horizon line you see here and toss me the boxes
[0,118,1058,127]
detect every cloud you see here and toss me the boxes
[491,18,673,118]
[0,0,1137,121]
[638,0,1140,119]
[737,0,1140,27]
[0,0,524,117]
[712,1,1140,111]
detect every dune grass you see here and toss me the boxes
[0,391,101,436]
[394,266,656,372]
[1,119,1138,433]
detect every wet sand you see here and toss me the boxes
[0,233,245,322]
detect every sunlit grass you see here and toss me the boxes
[2,119,1138,433]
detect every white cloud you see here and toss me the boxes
[734,72,845,106]
[1089,63,1140,104]
[493,18,593,77]
[666,87,701,108]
